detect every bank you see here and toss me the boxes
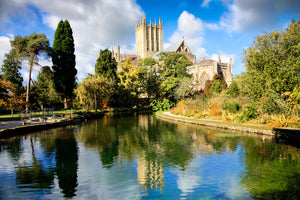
[0,112,105,139]
[156,112,300,141]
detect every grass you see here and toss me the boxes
[0,109,87,122]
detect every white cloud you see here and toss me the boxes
[168,11,208,61]
[219,0,300,32]
[0,34,13,69]
[201,0,213,7]
[211,52,235,64]
[1,0,144,82]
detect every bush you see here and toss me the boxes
[239,103,258,122]
[209,81,222,94]
[226,81,239,97]
[149,98,175,111]
[222,101,240,114]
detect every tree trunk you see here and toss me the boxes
[26,54,34,113]
[11,109,13,118]
[64,97,68,109]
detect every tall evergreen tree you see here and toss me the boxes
[95,49,118,81]
[52,20,77,109]
[1,53,23,94]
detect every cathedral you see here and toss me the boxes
[112,16,232,88]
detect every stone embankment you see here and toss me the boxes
[0,112,104,139]
[156,112,300,139]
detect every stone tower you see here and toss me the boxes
[136,16,163,59]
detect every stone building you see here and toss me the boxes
[152,38,196,63]
[136,16,163,58]
[111,15,232,88]
[187,55,233,89]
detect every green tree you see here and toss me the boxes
[158,52,192,100]
[175,77,196,100]
[52,20,77,109]
[1,53,23,94]
[10,33,50,112]
[226,81,239,97]
[243,17,300,100]
[138,58,160,98]
[75,74,110,111]
[95,49,118,80]
[35,66,61,109]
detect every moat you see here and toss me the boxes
[0,113,300,199]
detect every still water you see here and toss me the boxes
[0,114,300,199]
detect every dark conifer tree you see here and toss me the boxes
[1,53,23,94]
[52,20,77,109]
[95,49,118,81]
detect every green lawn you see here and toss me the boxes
[0,109,87,121]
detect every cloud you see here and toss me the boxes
[201,0,213,7]
[1,0,144,82]
[0,34,13,69]
[168,11,208,61]
[211,52,235,64]
[218,0,300,32]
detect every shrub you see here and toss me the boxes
[239,103,258,122]
[226,81,239,97]
[222,101,240,114]
[149,98,175,111]
[209,81,222,94]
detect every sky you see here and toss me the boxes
[0,0,299,83]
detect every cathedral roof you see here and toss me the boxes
[152,39,193,59]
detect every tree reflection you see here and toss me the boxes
[54,128,78,198]
[78,114,246,193]
[15,136,54,191]
[241,138,300,199]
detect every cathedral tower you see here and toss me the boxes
[136,16,163,59]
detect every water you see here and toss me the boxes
[0,114,300,199]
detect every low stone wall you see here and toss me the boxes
[0,112,105,139]
[0,118,83,139]
[156,112,274,135]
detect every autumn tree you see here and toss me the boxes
[0,78,25,117]
[117,58,140,94]
[10,33,50,112]
[52,20,77,109]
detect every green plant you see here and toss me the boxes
[149,98,175,111]
[222,101,240,114]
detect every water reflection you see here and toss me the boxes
[0,114,300,199]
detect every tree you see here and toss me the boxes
[175,77,196,100]
[0,78,26,117]
[117,58,139,94]
[138,58,160,98]
[10,33,50,112]
[158,52,192,100]
[75,75,111,111]
[35,66,61,109]
[95,49,118,80]
[243,17,300,100]
[1,53,23,94]
[52,20,77,109]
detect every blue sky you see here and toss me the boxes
[0,0,299,82]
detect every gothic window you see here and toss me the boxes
[199,72,209,89]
